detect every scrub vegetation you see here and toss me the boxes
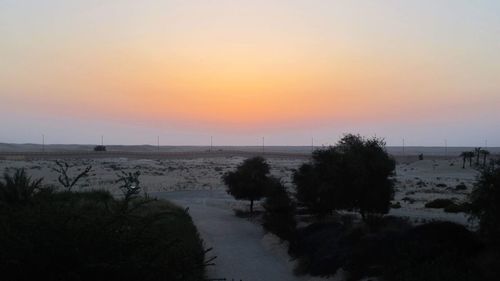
[0,168,206,281]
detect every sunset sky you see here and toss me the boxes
[1,1,499,146]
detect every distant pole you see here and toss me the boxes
[485,139,488,148]
[311,137,314,152]
[262,137,265,153]
[157,136,160,152]
[402,138,405,155]
[210,136,213,152]
[101,135,104,146]
[42,134,45,153]
[445,139,448,157]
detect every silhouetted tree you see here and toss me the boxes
[480,149,490,167]
[223,156,270,214]
[469,160,500,248]
[293,134,396,220]
[474,147,482,166]
[262,178,296,241]
[52,161,92,191]
[460,152,468,169]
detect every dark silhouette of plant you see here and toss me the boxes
[94,145,107,151]
[469,160,500,248]
[293,134,396,220]
[115,170,141,200]
[460,152,468,169]
[474,147,482,166]
[52,160,92,191]
[480,149,490,167]
[0,168,43,205]
[262,178,296,241]
[461,151,475,167]
[0,170,206,281]
[222,156,271,214]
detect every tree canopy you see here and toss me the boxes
[222,156,271,213]
[294,134,396,219]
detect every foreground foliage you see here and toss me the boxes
[469,160,500,248]
[262,178,296,241]
[0,169,205,281]
[292,219,489,281]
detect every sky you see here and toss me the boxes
[1,0,499,146]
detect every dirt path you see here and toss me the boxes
[153,190,304,281]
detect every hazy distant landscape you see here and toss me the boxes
[2,0,500,280]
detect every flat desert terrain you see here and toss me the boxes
[1,144,497,280]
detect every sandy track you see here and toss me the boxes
[153,190,306,281]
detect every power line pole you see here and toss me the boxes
[42,134,45,153]
[262,137,265,153]
[311,137,314,152]
[157,136,160,152]
[210,136,213,152]
[445,139,448,157]
[101,135,104,146]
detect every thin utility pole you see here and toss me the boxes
[210,136,213,152]
[311,137,314,152]
[262,137,265,153]
[445,139,448,157]
[402,138,405,155]
[42,134,45,153]
[101,135,104,146]
[157,136,160,152]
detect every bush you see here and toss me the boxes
[444,202,470,213]
[262,179,296,241]
[0,170,206,281]
[94,145,107,151]
[291,219,487,281]
[391,201,401,209]
[469,162,500,247]
[424,198,455,209]
[382,222,483,281]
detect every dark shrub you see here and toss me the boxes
[390,201,401,209]
[382,222,483,281]
[0,170,205,281]
[444,202,470,213]
[456,183,468,190]
[262,178,296,241]
[424,198,454,208]
[94,145,107,151]
[292,222,351,276]
[0,169,42,205]
[469,162,500,247]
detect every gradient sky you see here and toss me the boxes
[1,0,499,146]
